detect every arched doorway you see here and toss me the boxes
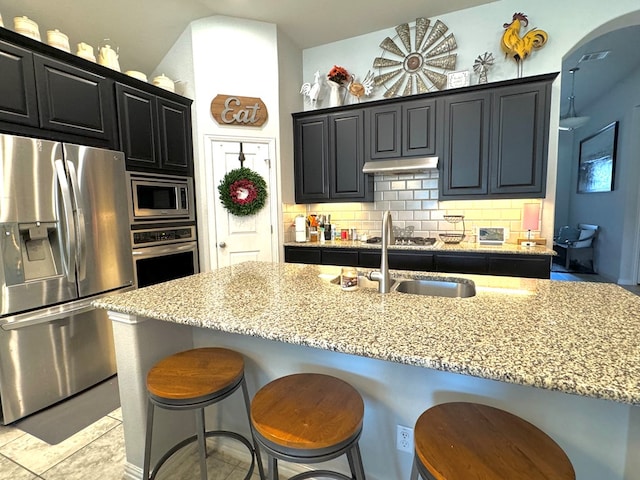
[554,15,640,284]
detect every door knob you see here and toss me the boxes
[218,242,227,248]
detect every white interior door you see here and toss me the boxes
[209,139,275,267]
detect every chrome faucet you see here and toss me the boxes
[369,210,395,293]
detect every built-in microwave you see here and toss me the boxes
[127,171,195,223]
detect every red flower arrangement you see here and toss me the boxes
[327,65,350,85]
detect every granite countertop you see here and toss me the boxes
[94,261,640,405]
[284,240,556,255]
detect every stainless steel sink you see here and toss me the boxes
[325,271,475,298]
[394,278,476,298]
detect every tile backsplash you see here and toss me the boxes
[283,171,543,243]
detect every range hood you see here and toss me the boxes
[362,157,438,174]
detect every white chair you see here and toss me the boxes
[553,224,599,272]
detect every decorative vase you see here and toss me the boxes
[327,80,343,107]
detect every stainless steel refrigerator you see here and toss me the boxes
[0,134,134,424]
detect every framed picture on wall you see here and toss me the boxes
[577,121,618,193]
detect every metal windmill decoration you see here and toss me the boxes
[473,52,495,84]
[372,17,458,98]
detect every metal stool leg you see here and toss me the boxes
[242,378,266,480]
[267,455,278,480]
[195,407,208,480]
[346,443,366,480]
[142,399,155,480]
[410,457,419,480]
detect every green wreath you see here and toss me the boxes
[218,167,268,216]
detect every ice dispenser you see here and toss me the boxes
[2,222,62,286]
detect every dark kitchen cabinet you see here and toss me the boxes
[33,54,116,143]
[359,250,434,271]
[488,254,551,279]
[115,84,158,168]
[284,245,551,279]
[322,248,359,266]
[435,252,488,275]
[157,97,192,173]
[294,110,372,203]
[440,90,491,197]
[489,81,550,196]
[116,83,192,174]
[365,98,437,159]
[0,40,38,127]
[294,114,329,202]
[284,246,322,264]
[439,77,552,199]
[329,110,372,201]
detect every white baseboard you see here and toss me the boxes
[123,462,143,480]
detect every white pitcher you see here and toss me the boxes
[98,44,120,71]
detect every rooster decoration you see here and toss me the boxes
[300,71,322,108]
[347,71,375,102]
[501,13,548,78]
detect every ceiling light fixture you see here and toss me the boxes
[559,67,590,131]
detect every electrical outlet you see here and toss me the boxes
[396,425,413,453]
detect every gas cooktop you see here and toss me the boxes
[365,237,437,246]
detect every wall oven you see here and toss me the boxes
[127,171,195,223]
[131,226,199,287]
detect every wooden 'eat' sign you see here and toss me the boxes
[210,94,268,127]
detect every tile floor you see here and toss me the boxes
[0,407,258,480]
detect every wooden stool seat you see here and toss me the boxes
[146,347,244,404]
[251,373,366,479]
[143,347,264,480]
[412,402,575,480]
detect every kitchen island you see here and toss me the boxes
[95,261,640,480]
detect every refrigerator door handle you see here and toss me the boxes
[54,159,76,282]
[66,160,87,281]
[0,298,95,330]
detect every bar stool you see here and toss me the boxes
[250,373,366,480]
[410,402,575,480]
[143,347,265,480]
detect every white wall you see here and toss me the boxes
[302,1,640,106]
[153,16,302,270]
[276,30,301,205]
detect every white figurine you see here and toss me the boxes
[300,71,322,108]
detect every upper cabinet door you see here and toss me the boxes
[490,81,549,196]
[365,104,402,160]
[33,54,115,143]
[294,115,330,203]
[115,84,159,169]
[366,104,401,159]
[157,98,192,174]
[329,110,372,201]
[0,40,38,127]
[365,99,437,160]
[402,98,437,157]
[440,91,491,197]
[116,84,192,175]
